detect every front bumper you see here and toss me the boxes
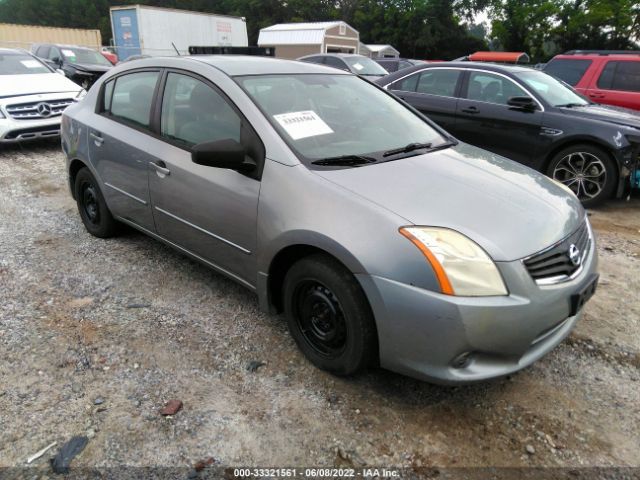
[356,234,598,385]
[0,117,62,143]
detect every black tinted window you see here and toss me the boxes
[544,59,592,86]
[598,61,640,92]
[416,69,461,97]
[324,57,347,70]
[36,46,50,58]
[390,72,419,92]
[108,71,159,128]
[303,56,325,65]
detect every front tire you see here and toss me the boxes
[547,144,617,208]
[74,167,118,238]
[283,254,378,376]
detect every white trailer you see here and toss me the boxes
[110,5,248,61]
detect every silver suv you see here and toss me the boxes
[61,56,598,384]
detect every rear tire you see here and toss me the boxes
[74,167,118,238]
[283,254,378,376]
[547,144,617,208]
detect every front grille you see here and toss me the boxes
[523,219,591,284]
[6,99,74,120]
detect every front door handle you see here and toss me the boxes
[461,106,480,114]
[90,131,104,146]
[151,160,170,176]
[589,92,605,99]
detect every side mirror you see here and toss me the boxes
[508,96,537,111]
[56,69,65,76]
[191,139,254,172]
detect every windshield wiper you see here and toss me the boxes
[383,142,433,157]
[555,102,587,108]
[311,154,377,166]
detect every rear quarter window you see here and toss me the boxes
[544,58,592,86]
[598,61,640,92]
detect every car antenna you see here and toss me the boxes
[172,42,181,56]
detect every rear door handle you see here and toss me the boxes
[461,106,480,114]
[90,131,104,146]
[151,160,170,176]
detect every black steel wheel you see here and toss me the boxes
[74,167,118,238]
[283,254,378,375]
[548,144,617,207]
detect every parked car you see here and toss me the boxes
[377,62,640,206]
[31,43,113,89]
[298,53,388,79]
[61,56,598,384]
[0,48,84,143]
[543,50,640,111]
[373,58,425,73]
[100,47,118,65]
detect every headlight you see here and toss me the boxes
[75,89,87,101]
[399,227,508,296]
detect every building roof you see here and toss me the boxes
[258,21,357,46]
[365,44,399,53]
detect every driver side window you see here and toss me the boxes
[160,73,241,147]
[466,71,527,105]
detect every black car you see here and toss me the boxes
[376,62,640,206]
[31,44,112,90]
[298,53,388,79]
[374,58,425,73]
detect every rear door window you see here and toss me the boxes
[544,59,592,86]
[389,72,420,92]
[415,69,461,97]
[107,71,160,128]
[597,61,640,92]
[36,46,50,58]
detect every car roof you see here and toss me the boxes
[300,53,366,59]
[377,61,535,84]
[186,55,353,76]
[553,53,640,60]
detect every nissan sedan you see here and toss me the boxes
[61,56,598,384]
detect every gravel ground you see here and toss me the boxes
[0,141,639,475]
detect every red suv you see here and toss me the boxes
[544,50,640,111]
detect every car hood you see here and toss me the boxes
[560,103,640,128]
[0,73,82,98]
[315,143,584,262]
[68,63,111,74]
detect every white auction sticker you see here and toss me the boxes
[62,49,76,57]
[273,110,334,140]
[20,60,42,68]
[352,63,364,71]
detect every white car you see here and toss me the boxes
[0,49,85,143]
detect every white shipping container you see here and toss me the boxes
[110,5,248,60]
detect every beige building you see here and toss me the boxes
[363,44,400,59]
[258,21,359,60]
[0,23,101,50]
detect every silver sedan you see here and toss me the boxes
[61,56,599,384]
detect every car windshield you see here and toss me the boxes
[515,70,589,107]
[343,57,388,76]
[61,47,112,66]
[237,74,448,164]
[0,53,50,75]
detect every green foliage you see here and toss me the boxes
[488,0,639,61]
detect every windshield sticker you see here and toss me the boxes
[273,110,334,140]
[20,60,42,68]
[352,63,364,71]
[62,49,76,57]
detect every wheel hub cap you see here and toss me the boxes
[552,152,606,201]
